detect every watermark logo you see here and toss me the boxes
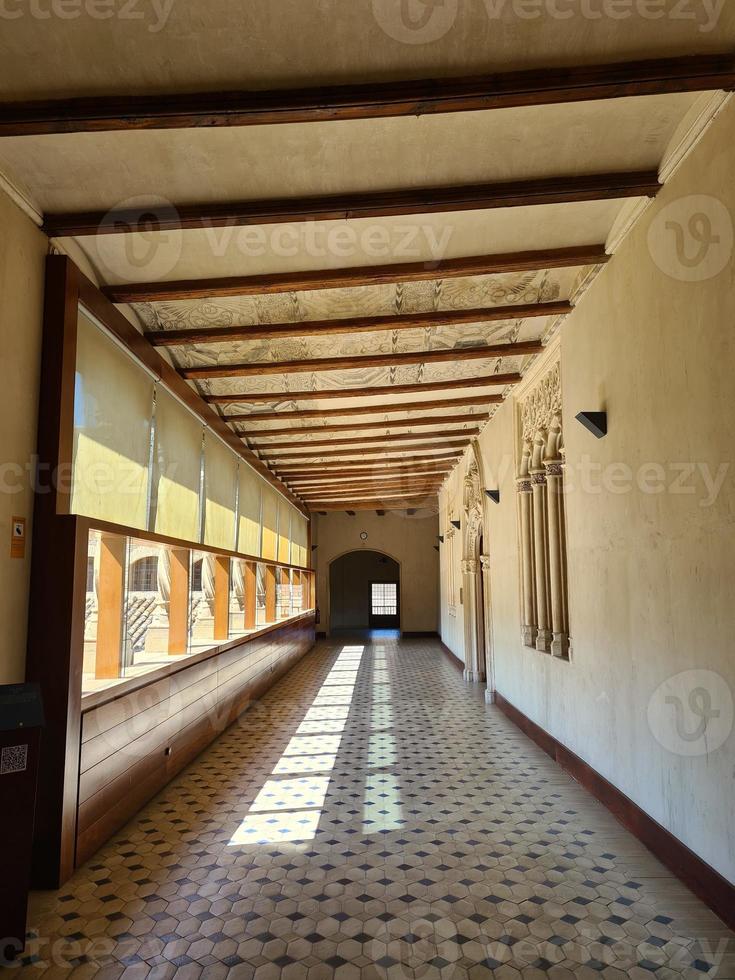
[648,669,734,757]
[95,195,183,283]
[372,0,725,43]
[648,195,733,282]
[0,0,175,32]
[372,0,459,43]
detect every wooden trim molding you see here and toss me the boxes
[105,246,608,304]
[206,373,522,406]
[46,172,659,237]
[494,692,735,931]
[5,55,734,137]
[440,640,465,672]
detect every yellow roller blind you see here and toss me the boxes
[71,312,153,529]
[261,483,279,561]
[203,431,238,551]
[238,464,262,557]
[152,388,203,542]
[291,510,309,568]
[277,499,291,564]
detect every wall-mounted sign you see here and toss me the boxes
[10,517,26,559]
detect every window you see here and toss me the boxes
[129,556,158,592]
[83,528,317,695]
[371,582,398,617]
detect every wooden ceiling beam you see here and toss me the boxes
[295,482,444,496]
[286,476,447,489]
[286,468,450,480]
[184,340,542,380]
[239,414,488,436]
[106,246,606,304]
[253,429,480,449]
[6,55,733,137]
[308,498,438,512]
[272,448,469,471]
[44,171,659,238]
[146,301,570,347]
[276,451,460,471]
[230,395,499,423]
[206,372,521,405]
[261,441,470,460]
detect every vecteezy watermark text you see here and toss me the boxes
[0,0,175,32]
[372,0,725,44]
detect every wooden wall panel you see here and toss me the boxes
[76,614,315,867]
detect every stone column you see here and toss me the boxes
[461,558,482,683]
[480,555,496,703]
[517,477,537,647]
[545,460,569,658]
[531,470,552,652]
[192,553,217,640]
[145,548,171,654]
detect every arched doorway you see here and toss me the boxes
[328,550,400,633]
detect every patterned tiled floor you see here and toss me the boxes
[18,634,734,978]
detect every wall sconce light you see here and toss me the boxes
[346,510,356,517]
[311,544,318,552]
[437,535,444,544]
[433,545,440,552]
[450,519,461,530]
[576,411,608,439]
[486,490,501,504]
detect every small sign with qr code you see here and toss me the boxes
[1,744,28,775]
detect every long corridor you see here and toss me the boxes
[21,637,733,978]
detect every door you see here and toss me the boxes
[369,581,400,629]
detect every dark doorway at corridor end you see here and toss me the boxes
[329,551,400,633]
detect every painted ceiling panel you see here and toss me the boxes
[69,201,622,286]
[0,93,700,213]
[137,267,582,333]
[0,2,733,99]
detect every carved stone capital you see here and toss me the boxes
[520,360,562,445]
[516,479,533,494]
[531,472,547,487]
[461,559,478,576]
[545,460,564,477]
[480,555,491,572]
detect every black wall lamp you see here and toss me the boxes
[450,519,461,531]
[576,411,608,439]
[311,544,318,552]
[437,535,444,544]
[486,490,501,504]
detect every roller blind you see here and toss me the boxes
[152,388,203,542]
[71,312,153,529]
[238,464,262,557]
[277,499,291,564]
[291,510,309,568]
[261,483,279,561]
[203,431,238,551]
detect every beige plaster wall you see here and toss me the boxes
[313,511,439,635]
[0,188,47,683]
[440,99,735,884]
